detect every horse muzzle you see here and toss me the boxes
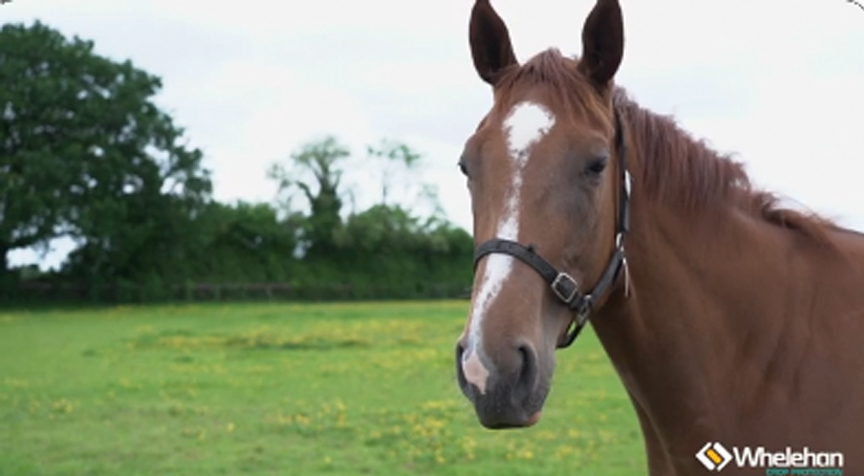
[455,340,550,428]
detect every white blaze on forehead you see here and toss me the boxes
[461,101,555,393]
[504,102,556,164]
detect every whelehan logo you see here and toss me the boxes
[697,442,844,475]
[698,442,733,471]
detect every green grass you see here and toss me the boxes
[0,302,645,475]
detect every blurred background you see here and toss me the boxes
[2,0,863,303]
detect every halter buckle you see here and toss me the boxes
[624,170,632,196]
[551,272,579,304]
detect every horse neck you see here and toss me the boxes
[591,171,811,446]
[587,100,864,468]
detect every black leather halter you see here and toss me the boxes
[473,106,631,349]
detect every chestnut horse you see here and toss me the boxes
[455,0,864,474]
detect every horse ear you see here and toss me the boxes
[470,0,518,86]
[577,0,624,90]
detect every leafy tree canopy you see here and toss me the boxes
[0,21,211,273]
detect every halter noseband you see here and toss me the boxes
[473,106,631,349]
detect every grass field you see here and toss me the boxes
[0,301,645,475]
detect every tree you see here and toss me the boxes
[189,201,299,282]
[268,136,348,259]
[323,203,472,296]
[0,21,211,275]
[366,139,422,206]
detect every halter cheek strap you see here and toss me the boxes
[473,106,631,349]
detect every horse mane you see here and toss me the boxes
[496,49,833,242]
[495,49,613,130]
[613,90,833,241]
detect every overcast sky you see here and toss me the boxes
[4,0,864,269]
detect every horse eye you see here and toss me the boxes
[585,156,608,177]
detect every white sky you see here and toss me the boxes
[4,0,864,269]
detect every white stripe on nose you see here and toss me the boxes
[462,101,555,392]
[462,347,490,394]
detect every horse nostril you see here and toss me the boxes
[456,340,467,364]
[514,344,539,402]
[455,341,468,389]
